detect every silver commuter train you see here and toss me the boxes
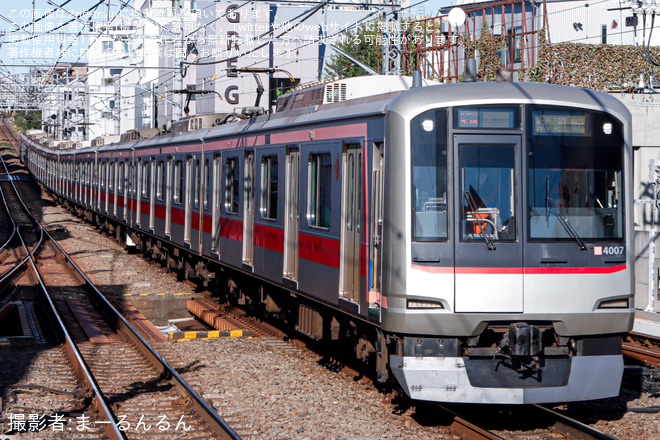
[21,76,634,404]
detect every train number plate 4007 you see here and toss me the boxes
[593,246,625,256]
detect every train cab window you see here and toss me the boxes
[174,160,183,204]
[260,155,279,220]
[225,157,239,214]
[308,153,332,229]
[157,161,164,201]
[527,107,624,240]
[461,144,516,241]
[411,109,449,241]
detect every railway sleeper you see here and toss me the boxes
[46,200,405,390]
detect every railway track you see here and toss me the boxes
[623,332,660,368]
[0,120,241,439]
[623,331,660,396]
[431,403,619,440]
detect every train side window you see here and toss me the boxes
[225,157,239,214]
[260,155,278,220]
[157,161,164,201]
[174,160,183,204]
[307,153,332,229]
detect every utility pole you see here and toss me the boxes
[382,0,401,75]
[173,3,184,121]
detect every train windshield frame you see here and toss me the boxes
[526,106,624,242]
[411,109,449,242]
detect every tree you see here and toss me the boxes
[12,86,43,131]
[325,23,382,79]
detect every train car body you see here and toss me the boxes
[21,76,634,404]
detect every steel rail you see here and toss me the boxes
[532,405,619,440]
[623,332,660,368]
[436,405,506,440]
[0,144,127,440]
[0,126,43,295]
[0,121,242,440]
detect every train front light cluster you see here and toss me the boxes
[597,298,629,309]
[406,299,444,309]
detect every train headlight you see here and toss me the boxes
[603,122,613,135]
[597,298,629,309]
[407,299,444,309]
[421,119,434,132]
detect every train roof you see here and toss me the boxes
[22,78,632,158]
[388,81,632,123]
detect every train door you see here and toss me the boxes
[184,156,193,245]
[339,143,362,306]
[369,142,384,315]
[123,160,130,221]
[136,159,143,227]
[283,148,300,283]
[211,153,222,256]
[453,135,523,313]
[242,151,255,267]
[113,160,119,217]
[149,158,156,231]
[165,157,173,237]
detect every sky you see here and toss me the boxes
[0,0,454,74]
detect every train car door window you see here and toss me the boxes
[260,156,278,220]
[307,153,332,229]
[174,160,183,204]
[243,152,255,266]
[156,161,164,201]
[225,157,239,214]
[194,159,200,210]
[340,143,362,305]
[460,144,516,242]
[203,159,210,211]
[454,135,523,313]
[283,149,300,282]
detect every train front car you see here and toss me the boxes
[381,82,634,404]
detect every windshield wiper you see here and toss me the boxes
[464,191,496,251]
[545,197,588,251]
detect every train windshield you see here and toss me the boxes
[527,106,624,241]
[411,109,448,241]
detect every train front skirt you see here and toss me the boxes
[390,354,624,404]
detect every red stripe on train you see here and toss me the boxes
[299,233,340,268]
[412,264,627,275]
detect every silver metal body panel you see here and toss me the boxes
[382,82,635,337]
[390,354,624,404]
